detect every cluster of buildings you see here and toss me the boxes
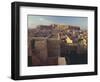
[28,24,88,66]
[28,24,87,47]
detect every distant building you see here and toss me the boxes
[37,25,54,30]
[68,25,80,31]
[65,35,73,44]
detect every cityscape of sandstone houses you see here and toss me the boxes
[28,24,88,66]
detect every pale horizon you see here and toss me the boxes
[28,15,88,30]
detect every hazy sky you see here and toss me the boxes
[28,15,88,29]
